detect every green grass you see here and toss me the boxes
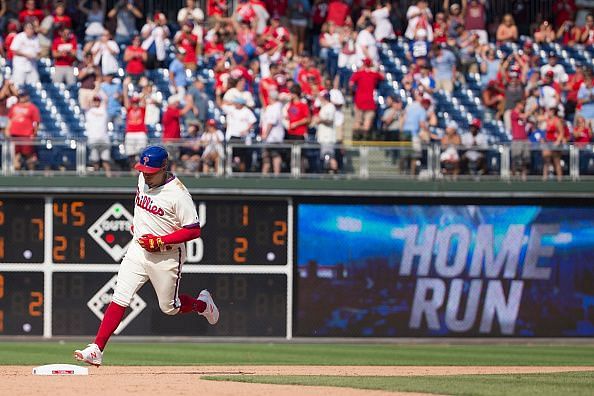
[203,372,594,396]
[0,343,594,366]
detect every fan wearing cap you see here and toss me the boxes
[200,119,225,174]
[405,0,433,41]
[440,120,462,177]
[6,89,40,170]
[315,90,339,173]
[540,70,561,110]
[260,90,285,175]
[74,145,219,367]
[140,12,169,69]
[169,49,189,97]
[349,57,384,140]
[122,80,148,168]
[10,22,41,87]
[461,118,488,175]
[124,35,148,81]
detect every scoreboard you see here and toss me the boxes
[0,195,291,338]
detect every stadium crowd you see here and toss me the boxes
[0,0,592,179]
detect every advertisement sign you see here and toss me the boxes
[296,204,594,336]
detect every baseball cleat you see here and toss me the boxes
[197,289,219,325]
[73,343,102,367]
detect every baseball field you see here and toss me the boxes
[1,342,593,395]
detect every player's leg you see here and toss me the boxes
[147,247,219,324]
[74,244,148,366]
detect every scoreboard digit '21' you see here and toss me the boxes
[0,195,291,337]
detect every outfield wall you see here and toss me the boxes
[0,186,592,338]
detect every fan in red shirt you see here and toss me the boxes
[326,0,351,27]
[162,95,193,140]
[349,58,384,140]
[236,0,257,24]
[51,28,77,86]
[262,17,291,42]
[285,85,311,140]
[174,21,198,70]
[53,2,72,29]
[122,81,148,166]
[264,0,288,18]
[259,63,280,106]
[204,33,225,59]
[124,36,147,80]
[208,0,228,18]
[18,0,45,25]
[6,90,40,170]
[297,58,323,87]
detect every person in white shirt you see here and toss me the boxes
[177,0,204,35]
[355,21,379,66]
[141,13,170,68]
[222,96,257,172]
[85,95,112,176]
[405,0,433,41]
[74,145,218,367]
[91,30,121,76]
[461,118,488,175]
[540,53,568,84]
[199,119,225,174]
[260,90,285,175]
[316,91,338,173]
[222,76,256,108]
[372,2,396,42]
[10,23,41,87]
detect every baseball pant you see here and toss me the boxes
[112,241,186,315]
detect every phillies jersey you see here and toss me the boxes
[133,174,199,243]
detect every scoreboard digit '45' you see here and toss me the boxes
[0,194,291,337]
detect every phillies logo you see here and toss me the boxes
[142,156,150,165]
[135,189,165,216]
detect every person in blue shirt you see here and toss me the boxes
[431,44,457,93]
[402,93,430,175]
[169,49,188,97]
[99,73,123,132]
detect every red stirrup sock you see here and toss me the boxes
[179,294,206,314]
[94,302,126,351]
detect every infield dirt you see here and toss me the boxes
[2,365,594,396]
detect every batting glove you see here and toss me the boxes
[138,234,165,252]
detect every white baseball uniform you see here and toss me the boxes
[112,173,199,315]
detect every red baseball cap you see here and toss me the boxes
[545,70,555,77]
[206,119,216,126]
[363,58,373,67]
[471,118,482,128]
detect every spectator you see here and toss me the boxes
[200,119,225,174]
[222,96,256,172]
[78,0,107,42]
[122,82,147,168]
[177,0,205,40]
[99,73,122,134]
[479,47,500,85]
[78,53,100,111]
[315,90,338,173]
[509,100,530,179]
[573,114,592,144]
[445,2,464,40]
[534,20,556,44]
[162,95,193,142]
[402,93,429,175]
[10,22,40,87]
[223,76,256,108]
[565,63,586,118]
[91,30,120,76]
[495,14,518,44]
[327,0,351,27]
[463,0,488,44]
[207,0,228,19]
[6,89,39,170]
[0,77,18,134]
[336,24,357,90]
[440,120,462,178]
[540,71,561,110]
[580,13,594,44]
[433,12,448,45]
[123,35,147,82]
[51,27,77,86]
[259,62,280,106]
[141,12,170,69]
[179,120,202,173]
[381,94,404,141]
[349,58,384,140]
[285,84,310,141]
[186,76,210,128]
[18,0,43,26]
[287,0,310,55]
[139,78,161,127]
[372,1,396,42]
[540,53,568,85]
[541,107,566,181]
[355,20,378,66]
[3,21,18,63]
[578,72,594,126]
[108,0,142,46]
[461,118,488,175]
[311,0,328,57]
[455,24,480,76]
[431,44,456,94]
[52,2,72,29]
[406,28,430,62]
[503,71,525,133]
[405,0,433,41]
[85,95,111,176]
[260,90,285,175]
[169,49,188,97]
[174,21,199,71]
[482,80,504,119]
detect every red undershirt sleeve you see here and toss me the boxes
[161,225,201,245]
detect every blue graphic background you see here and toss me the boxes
[296,204,594,337]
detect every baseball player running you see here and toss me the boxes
[74,146,219,366]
